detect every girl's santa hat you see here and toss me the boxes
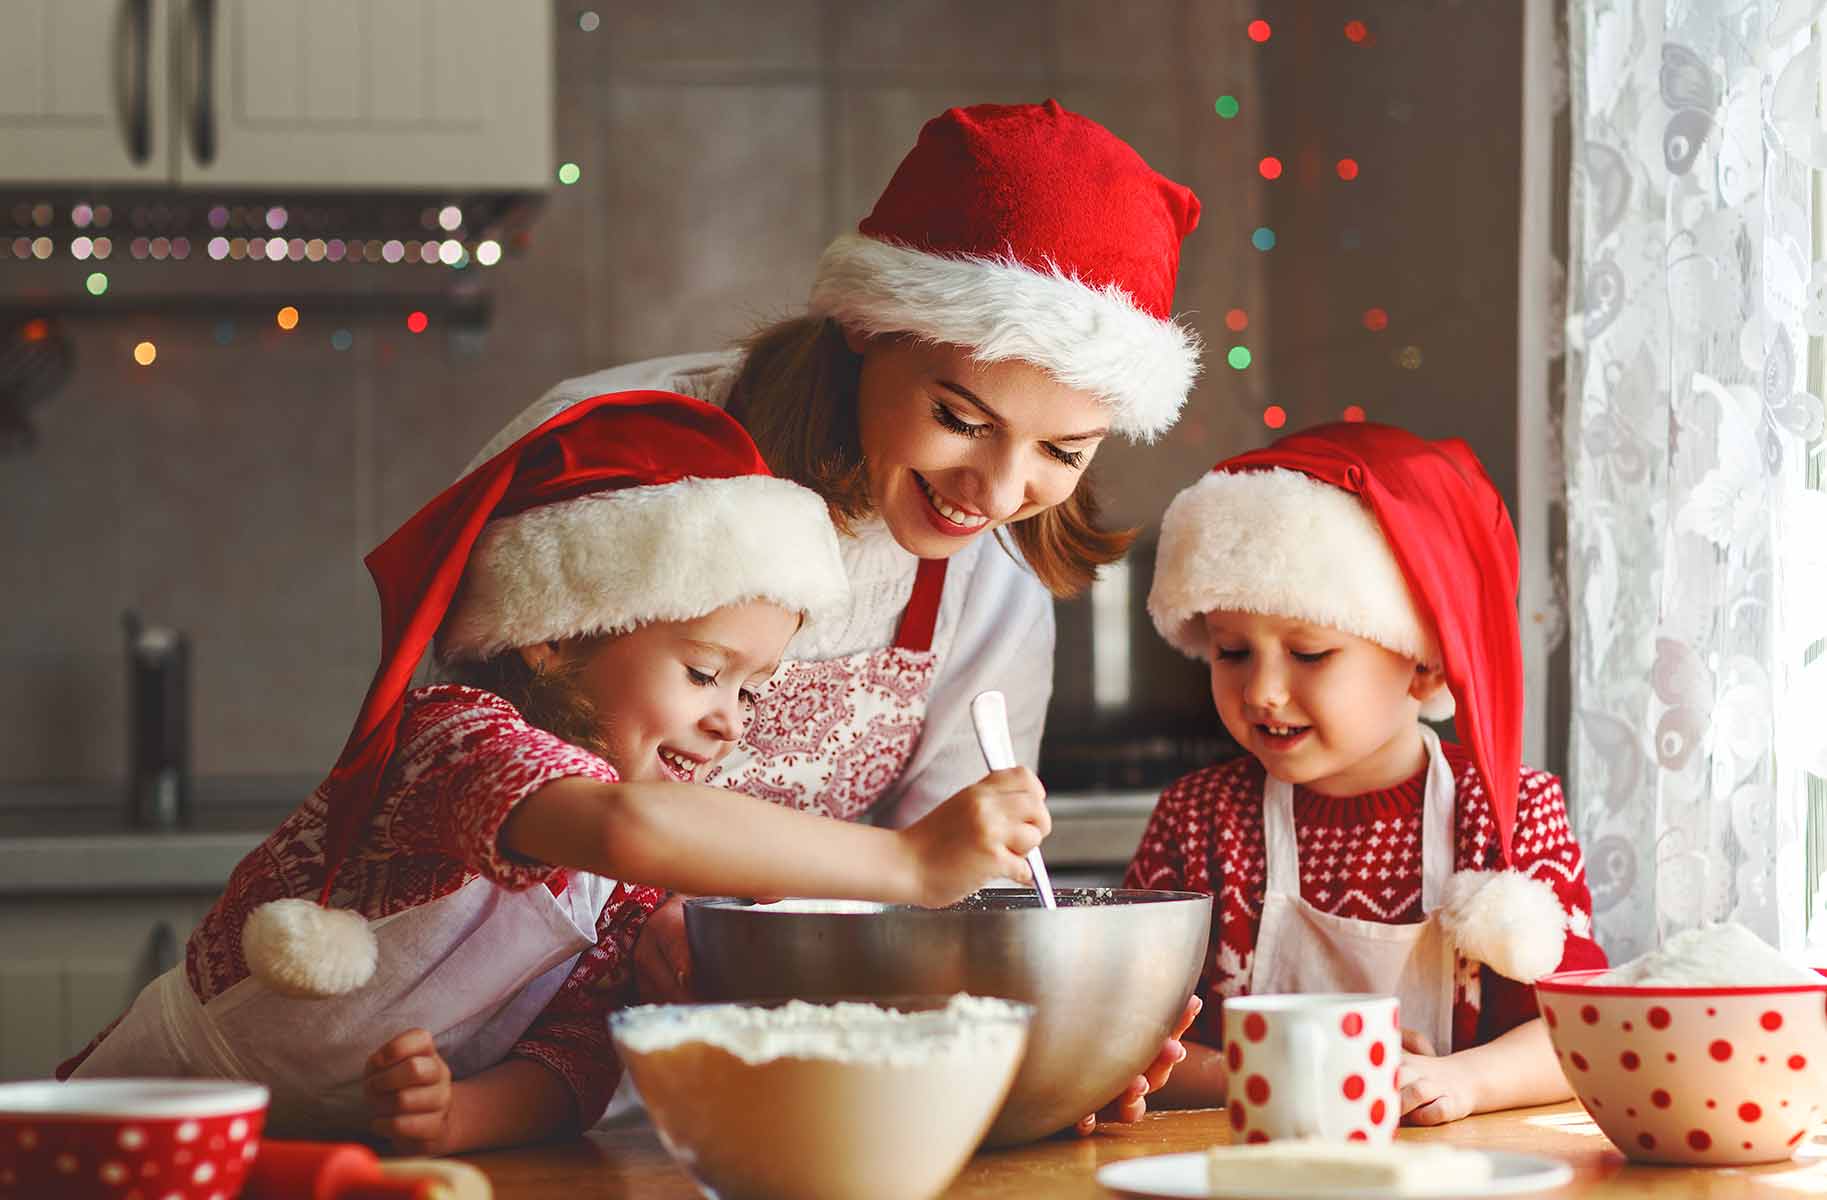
[1147,421,1567,983]
[243,391,849,999]
[810,100,1203,443]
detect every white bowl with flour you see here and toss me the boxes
[610,994,1030,1200]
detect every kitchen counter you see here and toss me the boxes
[457,1101,1826,1198]
[0,785,1158,895]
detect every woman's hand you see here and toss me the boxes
[1073,995,1203,1135]
[899,768,1050,907]
[364,1028,454,1154]
[1395,1027,1478,1126]
[632,894,695,1003]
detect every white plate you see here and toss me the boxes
[1097,1149,1573,1200]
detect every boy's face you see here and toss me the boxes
[567,601,797,784]
[848,331,1110,559]
[1202,609,1443,796]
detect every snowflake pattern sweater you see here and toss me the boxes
[1124,741,1607,1051]
[60,685,665,1127]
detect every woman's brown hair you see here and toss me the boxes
[725,315,1136,598]
[441,638,614,759]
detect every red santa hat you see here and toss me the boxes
[809,100,1203,443]
[1148,421,1567,982]
[243,391,849,999]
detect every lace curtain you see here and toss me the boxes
[1566,0,1827,963]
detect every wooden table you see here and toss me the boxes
[454,1102,1827,1198]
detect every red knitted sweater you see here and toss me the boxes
[1124,741,1607,1051]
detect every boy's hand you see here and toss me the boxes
[1073,995,1202,1135]
[364,1028,454,1154]
[1395,1027,1478,1126]
[633,894,695,1003]
[900,768,1050,907]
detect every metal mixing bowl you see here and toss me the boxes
[684,888,1212,1145]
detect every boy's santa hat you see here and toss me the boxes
[1147,421,1566,982]
[810,100,1203,443]
[243,391,849,999]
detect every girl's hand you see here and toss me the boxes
[364,1028,454,1154]
[633,894,695,1003]
[900,768,1050,907]
[1395,1028,1478,1126]
[1073,995,1202,1135]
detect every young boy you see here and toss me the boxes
[61,391,1049,1152]
[1130,420,1607,1126]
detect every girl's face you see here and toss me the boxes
[1202,609,1446,796]
[544,601,798,784]
[849,332,1110,559]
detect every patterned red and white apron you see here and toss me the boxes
[706,557,949,817]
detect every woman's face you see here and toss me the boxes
[536,601,798,784]
[849,332,1110,558]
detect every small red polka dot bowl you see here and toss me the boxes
[0,1078,268,1200]
[1537,968,1827,1165]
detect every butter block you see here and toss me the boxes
[1206,1139,1494,1194]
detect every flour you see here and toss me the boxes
[1594,922,1823,987]
[750,899,889,914]
[612,994,1028,1067]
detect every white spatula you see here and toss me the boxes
[970,690,1057,910]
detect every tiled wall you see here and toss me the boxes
[0,0,1518,792]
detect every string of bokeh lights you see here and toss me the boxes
[1220,16,1421,430]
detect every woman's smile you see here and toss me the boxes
[914,471,991,535]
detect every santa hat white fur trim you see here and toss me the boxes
[243,898,378,999]
[809,232,1201,443]
[439,475,849,662]
[1148,466,1456,720]
[1438,870,1569,984]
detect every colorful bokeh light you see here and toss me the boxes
[85,272,108,296]
[1224,308,1249,332]
[1343,405,1367,422]
[1215,95,1240,119]
[1247,19,1272,42]
[1362,307,1388,331]
[1251,227,1277,252]
[557,162,582,185]
[133,341,156,366]
[276,306,300,331]
[1227,346,1253,370]
[406,310,429,334]
[1258,156,1283,180]
[1344,20,1368,43]
[1337,158,1360,181]
[1262,405,1287,429]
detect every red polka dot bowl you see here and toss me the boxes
[0,1078,268,1200]
[1537,968,1827,1165]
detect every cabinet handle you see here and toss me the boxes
[185,0,217,166]
[149,921,179,977]
[118,0,151,164]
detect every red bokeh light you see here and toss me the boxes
[21,318,50,342]
[1343,405,1367,423]
[1344,20,1368,43]
[1337,158,1360,181]
[1225,308,1249,332]
[406,311,429,334]
[1247,19,1272,42]
[1362,307,1388,331]
[1263,405,1287,430]
[1258,156,1283,180]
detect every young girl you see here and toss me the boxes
[1130,420,1607,1126]
[60,390,1050,1154]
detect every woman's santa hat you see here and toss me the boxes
[243,391,849,999]
[1148,421,1567,983]
[810,100,1203,443]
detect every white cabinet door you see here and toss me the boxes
[0,895,215,1082]
[0,0,174,185]
[174,0,552,189]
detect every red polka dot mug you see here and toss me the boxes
[1537,968,1827,1165]
[1220,993,1401,1145]
[0,1078,267,1200]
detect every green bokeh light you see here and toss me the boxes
[557,162,582,185]
[85,271,108,296]
[1251,227,1276,251]
[1215,95,1240,119]
[1227,346,1252,370]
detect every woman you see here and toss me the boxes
[477,100,1205,1129]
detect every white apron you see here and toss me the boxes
[1248,725,1459,1054]
[706,558,949,819]
[75,870,617,1135]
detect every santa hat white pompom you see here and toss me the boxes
[243,898,378,999]
[1438,870,1567,984]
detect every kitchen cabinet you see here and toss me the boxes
[0,0,551,190]
[0,894,216,1082]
